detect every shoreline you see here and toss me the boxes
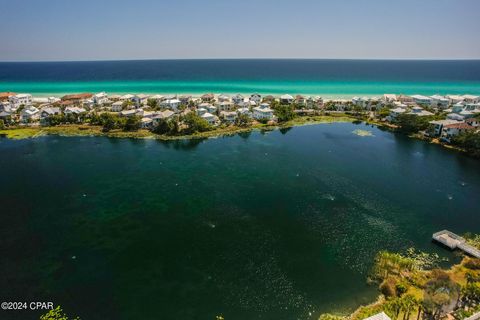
[0,115,474,159]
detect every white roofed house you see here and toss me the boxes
[386,107,406,121]
[253,103,274,121]
[137,94,150,106]
[280,94,294,104]
[141,117,153,129]
[237,107,252,117]
[64,106,86,115]
[462,95,479,104]
[430,95,449,109]
[383,94,397,103]
[217,94,230,103]
[162,99,181,112]
[249,93,262,104]
[111,101,124,112]
[408,106,434,117]
[200,112,218,125]
[411,95,432,106]
[232,94,244,105]
[363,312,391,320]
[446,95,465,104]
[220,111,237,123]
[9,94,32,109]
[179,95,192,105]
[196,107,208,116]
[120,94,141,107]
[466,118,480,127]
[40,107,62,124]
[152,110,175,125]
[218,101,234,112]
[93,92,109,105]
[20,106,40,123]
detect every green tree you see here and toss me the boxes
[393,114,432,134]
[123,116,141,131]
[274,104,295,122]
[452,132,480,157]
[235,113,251,127]
[378,107,391,118]
[147,98,158,109]
[40,306,80,320]
[152,118,177,135]
[182,112,211,134]
[0,119,4,130]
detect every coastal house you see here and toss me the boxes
[280,94,294,104]
[179,95,192,105]
[383,94,397,103]
[441,122,474,142]
[0,110,12,120]
[397,95,415,105]
[163,99,181,112]
[120,94,141,107]
[40,107,61,119]
[111,101,124,112]
[152,110,175,125]
[466,118,480,127]
[196,107,208,116]
[237,107,252,117]
[463,95,480,104]
[387,107,407,121]
[249,93,262,104]
[21,106,40,123]
[61,93,93,105]
[9,94,32,109]
[446,95,465,104]
[411,95,432,106]
[232,94,244,105]
[93,92,109,105]
[0,92,15,102]
[447,113,465,121]
[64,106,86,115]
[253,103,274,120]
[200,112,218,125]
[150,94,165,104]
[218,101,234,112]
[429,119,461,136]
[141,117,153,129]
[201,93,215,103]
[220,111,237,123]
[295,95,306,107]
[0,101,11,112]
[218,94,230,103]
[120,109,140,117]
[408,106,434,117]
[430,95,449,109]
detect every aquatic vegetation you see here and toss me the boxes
[352,129,374,137]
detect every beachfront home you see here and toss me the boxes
[397,95,415,105]
[232,94,244,105]
[111,101,123,112]
[120,94,141,107]
[163,99,181,112]
[253,103,274,120]
[152,110,175,125]
[179,95,192,105]
[0,101,11,112]
[9,94,32,109]
[201,112,218,125]
[446,95,465,104]
[93,92,109,105]
[218,94,230,103]
[411,95,432,106]
[218,101,234,112]
[463,95,480,104]
[220,111,237,123]
[430,95,449,109]
[150,94,165,104]
[429,119,461,136]
[383,94,397,103]
[295,95,306,107]
[0,110,12,121]
[21,106,40,123]
[441,122,474,142]
[249,93,262,104]
[447,113,465,121]
[141,117,153,129]
[408,106,434,117]
[201,93,215,103]
[280,94,294,104]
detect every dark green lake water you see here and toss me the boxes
[1,123,479,320]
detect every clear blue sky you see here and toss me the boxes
[1,0,479,61]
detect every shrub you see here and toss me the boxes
[465,258,480,270]
[380,277,397,298]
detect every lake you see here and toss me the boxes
[1,122,479,320]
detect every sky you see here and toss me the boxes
[0,0,479,61]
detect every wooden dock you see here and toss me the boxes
[432,230,480,258]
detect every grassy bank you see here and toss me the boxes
[0,114,357,141]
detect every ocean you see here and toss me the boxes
[0,59,479,97]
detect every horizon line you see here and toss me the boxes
[2,58,480,63]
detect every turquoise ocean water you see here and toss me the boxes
[0,59,479,97]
